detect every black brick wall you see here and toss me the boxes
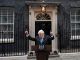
[0,0,80,53]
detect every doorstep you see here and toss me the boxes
[27,54,59,59]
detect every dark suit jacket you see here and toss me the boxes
[28,35,54,45]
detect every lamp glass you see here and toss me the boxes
[41,6,46,12]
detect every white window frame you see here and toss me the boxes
[0,7,14,43]
[70,8,80,40]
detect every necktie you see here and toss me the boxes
[39,38,44,49]
[40,39,43,44]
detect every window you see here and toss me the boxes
[70,8,80,40]
[36,13,51,20]
[0,7,14,43]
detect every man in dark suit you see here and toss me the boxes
[25,30,54,60]
[25,29,54,48]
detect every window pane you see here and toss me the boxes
[8,32,13,38]
[1,25,7,31]
[76,9,80,15]
[0,25,1,31]
[76,23,80,28]
[8,9,13,15]
[76,16,80,22]
[2,8,7,15]
[0,32,1,39]
[71,16,75,22]
[72,30,75,35]
[71,9,76,15]
[1,32,13,39]
[0,9,1,15]
[2,32,8,39]
[8,25,13,31]
[8,16,13,23]
[76,30,80,35]
[2,16,7,23]
[36,13,51,20]
[0,16,1,23]
[0,7,14,40]
[71,23,75,29]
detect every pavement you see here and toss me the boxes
[0,53,80,60]
[0,55,28,60]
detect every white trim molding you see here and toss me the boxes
[29,5,58,52]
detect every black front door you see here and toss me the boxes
[35,21,51,36]
[35,21,51,45]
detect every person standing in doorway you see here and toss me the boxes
[25,29,54,60]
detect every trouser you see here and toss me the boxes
[35,50,49,60]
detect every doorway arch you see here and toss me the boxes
[29,6,58,52]
[36,13,51,20]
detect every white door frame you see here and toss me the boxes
[29,5,58,52]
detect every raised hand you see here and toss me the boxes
[25,30,29,37]
[50,31,53,37]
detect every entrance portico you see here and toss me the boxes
[25,1,60,54]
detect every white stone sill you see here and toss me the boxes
[27,54,59,59]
